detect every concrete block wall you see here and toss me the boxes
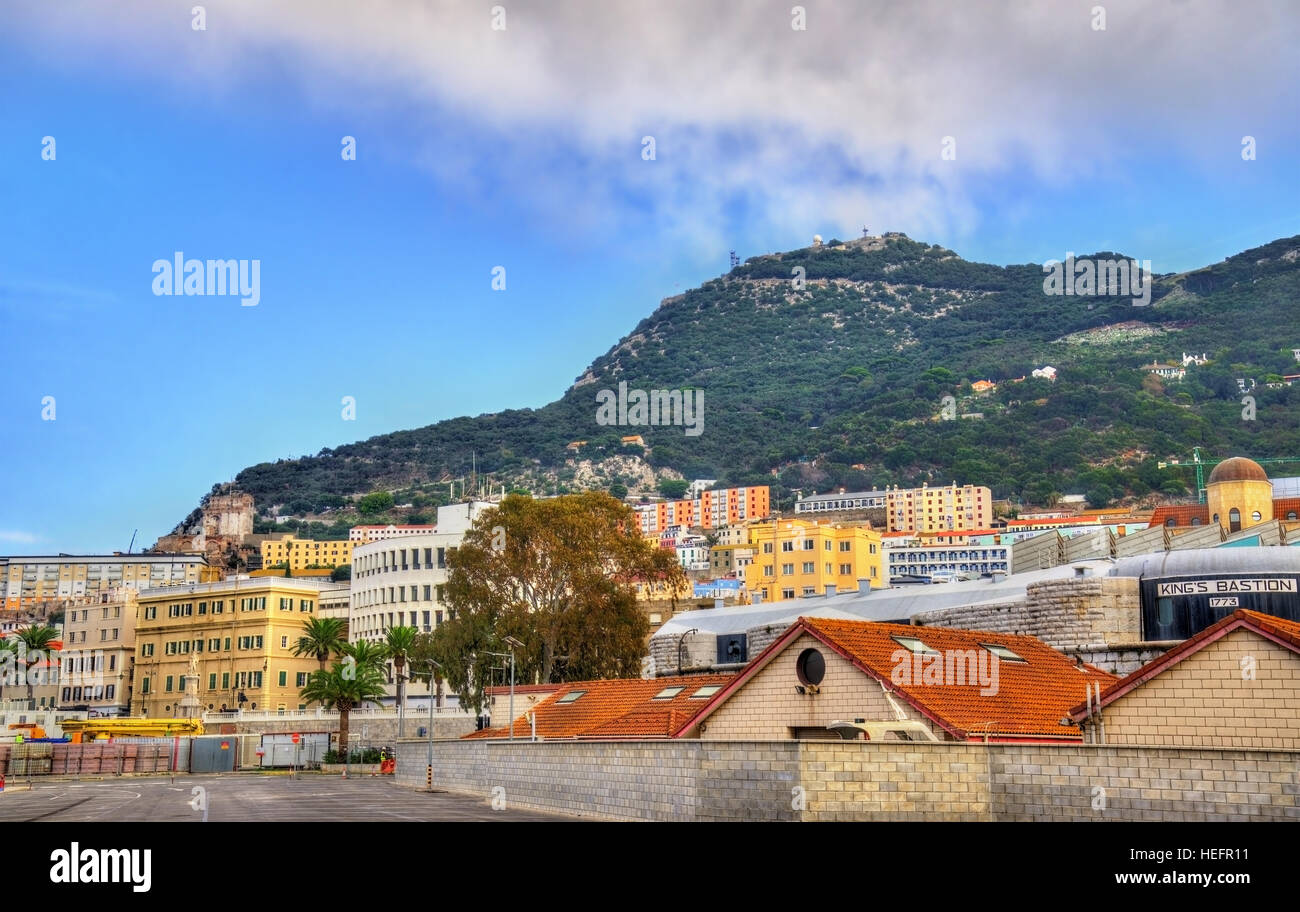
[396,737,1300,822]
[989,744,1299,821]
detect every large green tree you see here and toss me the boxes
[432,492,684,709]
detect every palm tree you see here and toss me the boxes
[383,626,418,729]
[341,638,388,676]
[292,617,347,672]
[299,660,387,757]
[14,625,60,703]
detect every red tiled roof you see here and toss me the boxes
[682,617,1116,741]
[1147,504,1210,528]
[1069,609,1300,720]
[464,674,734,741]
[1274,497,1300,519]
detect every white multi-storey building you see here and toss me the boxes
[349,524,436,543]
[348,502,495,645]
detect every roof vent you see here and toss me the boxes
[857,579,871,595]
[824,584,837,598]
[1074,565,1093,578]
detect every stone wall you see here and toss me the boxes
[395,737,1299,822]
[914,575,1146,671]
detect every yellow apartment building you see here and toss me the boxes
[131,578,337,716]
[743,519,884,604]
[260,535,355,571]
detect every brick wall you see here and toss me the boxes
[395,738,1299,821]
[1093,629,1300,750]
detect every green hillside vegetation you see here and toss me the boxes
[188,234,1300,528]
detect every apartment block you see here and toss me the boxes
[0,553,207,611]
[884,483,992,534]
[743,519,884,603]
[58,588,138,716]
[635,486,771,534]
[259,535,355,571]
[131,577,336,716]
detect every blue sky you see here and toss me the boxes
[1,1,1298,553]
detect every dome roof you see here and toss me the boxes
[1207,457,1270,485]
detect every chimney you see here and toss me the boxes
[824,584,837,598]
[857,579,871,594]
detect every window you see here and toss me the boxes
[782,541,794,552]
[891,635,938,654]
[839,563,853,575]
[690,685,721,699]
[556,690,586,704]
[781,563,794,575]
[141,678,151,694]
[781,588,795,599]
[825,540,832,551]
[1229,508,1241,532]
[106,685,115,700]
[222,673,230,689]
[281,636,288,648]
[802,539,814,550]
[762,542,773,554]
[802,562,815,573]
[653,686,685,700]
[839,541,852,552]
[165,676,174,692]
[1252,511,1262,522]
[208,674,217,690]
[278,671,287,687]
[144,607,157,620]
[140,643,154,657]
[296,672,308,687]
[980,643,1026,662]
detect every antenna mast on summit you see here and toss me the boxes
[729,250,740,269]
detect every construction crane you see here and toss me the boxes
[1157,447,1300,503]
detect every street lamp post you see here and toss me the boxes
[486,638,523,741]
[424,659,441,792]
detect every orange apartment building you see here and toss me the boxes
[635,486,770,534]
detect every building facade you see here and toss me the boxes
[260,535,356,571]
[1,553,207,611]
[349,524,437,543]
[634,486,771,534]
[743,519,884,603]
[58,588,138,716]
[885,483,992,535]
[885,542,1011,581]
[131,577,336,716]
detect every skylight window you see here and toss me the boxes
[891,635,938,654]
[653,686,685,700]
[690,685,722,699]
[555,690,587,704]
[980,643,1026,663]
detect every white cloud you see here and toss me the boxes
[0,530,42,545]
[5,0,1297,248]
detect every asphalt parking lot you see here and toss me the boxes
[0,774,566,822]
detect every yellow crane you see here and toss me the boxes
[59,718,205,742]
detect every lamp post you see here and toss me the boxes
[485,638,522,741]
[424,659,441,792]
[677,628,699,675]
